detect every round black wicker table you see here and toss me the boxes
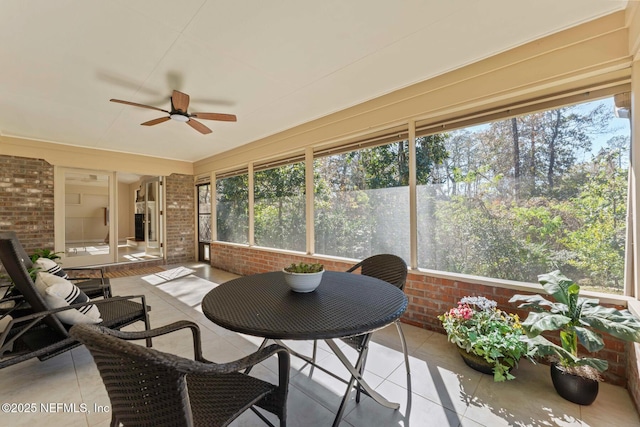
[202,270,408,426]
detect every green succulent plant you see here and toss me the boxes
[510,270,640,377]
[284,262,324,274]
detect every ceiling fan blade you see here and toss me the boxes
[191,112,237,122]
[171,90,190,113]
[141,117,170,126]
[187,118,212,134]
[110,99,169,113]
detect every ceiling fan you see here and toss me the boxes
[110,90,237,134]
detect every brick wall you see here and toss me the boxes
[210,244,354,276]
[165,173,195,264]
[210,242,633,387]
[0,155,54,253]
[0,154,195,267]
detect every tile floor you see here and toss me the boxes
[1,262,639,427]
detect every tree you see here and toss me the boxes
[561,147,628,289]
[214,98,629,292]
[216,175,248,243]
[254,163,306,251]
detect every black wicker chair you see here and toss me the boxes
[313,254,410,402]
[4,231,111,299]
[70,321,290,427]
[0,232,151,369]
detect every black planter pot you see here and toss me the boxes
[550,362,599,405]
[457,347,494,375]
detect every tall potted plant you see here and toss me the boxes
[510,270,640,405]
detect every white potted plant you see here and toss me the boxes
[282,262,324,293]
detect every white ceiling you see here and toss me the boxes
[0,0,628,163]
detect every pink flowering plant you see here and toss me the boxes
[438,296,533,381]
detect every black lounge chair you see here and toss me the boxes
[70,321,290,427]
[6,231,111,299]
[0,232,151,369]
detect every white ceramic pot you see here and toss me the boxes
[282,269,324,293]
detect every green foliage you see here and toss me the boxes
[215,98,628,292]
[216,175,249,244]
[283,262,324,274]
[419,111,629,289]
[254,163,306,251]
[560,148,628,289]
[510,270,640,376]
[25,249,63,282]
[438,296,533,381]
[29,248,62,263]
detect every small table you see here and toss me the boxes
[202,270,408,426]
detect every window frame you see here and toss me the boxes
[209,85,635,297]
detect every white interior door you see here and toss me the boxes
[55,167,116,267]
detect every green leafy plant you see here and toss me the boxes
[29,248,62,263]
[28,248,63,282]
[438,296,532,381]
[510,270,640,379]
[283,262,324,274]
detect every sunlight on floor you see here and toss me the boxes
[1,264,639,427]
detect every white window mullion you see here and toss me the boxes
[305,147,315,255]
[409,120,417,270]
[628,63,640,298]
[248,163,255,246]
[210,172,217,242]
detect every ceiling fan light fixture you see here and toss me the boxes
[110,90,236,134]
[170,114,189,122]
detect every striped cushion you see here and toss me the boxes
[34,257,68,279]
[35,272,101,324]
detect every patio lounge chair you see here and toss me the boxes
[70,321,290,427]
[5,231,112,299]
[0,232,151,369]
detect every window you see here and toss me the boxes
[210,93,630,295]
[254,162,306,252]
[314,142,410,261]
[197,184,212,243]
[197,183,212,261]
[216,172,248,244]
[417,97,630,294]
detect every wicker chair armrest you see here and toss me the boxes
[160,344,289,375]
[0,294,148,355]
[97,320,204,360]
[4,294,146,324]
[175,343,290,376]
[73,323,289,377]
